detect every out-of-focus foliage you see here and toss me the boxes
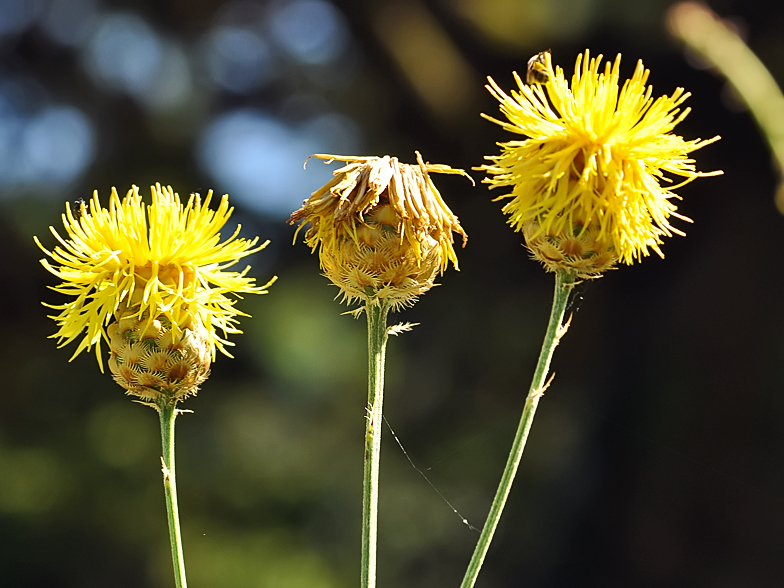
[4,0,784,586]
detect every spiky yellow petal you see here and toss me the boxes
[35,184,276,372]
[481,49,721,269]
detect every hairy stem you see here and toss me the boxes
[361,302,391,588]
[157,397,188,588]
[460,269,576,588]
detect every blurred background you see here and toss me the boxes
[2,0,784,586]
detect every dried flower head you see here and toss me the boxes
[35,184,275,399]
[290,153,469,309]
[481,49,721,276]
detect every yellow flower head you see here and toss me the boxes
[290,153,469,309]
[481,49,721,272]
[35,184,276,373]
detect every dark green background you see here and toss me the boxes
[2,0,784,586]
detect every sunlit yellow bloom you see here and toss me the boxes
[35,184,276,373]
[481,49,721,271]
[290,153,469,309]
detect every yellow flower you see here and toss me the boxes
[290,153,469,309]
[481,49,721,272]
[35,184,276,376]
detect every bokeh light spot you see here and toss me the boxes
[0,98,95,193]
[206,26,275,94]
[41,0,99,48]
[269,0,348,64]
[21,106,96,184]
[85,13,163,97]
[197,108,361,217]
[143,41,193,112]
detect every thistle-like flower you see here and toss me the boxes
[35,184,276,401]
[481,49,721,276]
[289,153,469,309]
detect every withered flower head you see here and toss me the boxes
[290,153,470,309]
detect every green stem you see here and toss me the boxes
[361,301,391,588]
[460,269,576,588]
[157,397,188,588]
